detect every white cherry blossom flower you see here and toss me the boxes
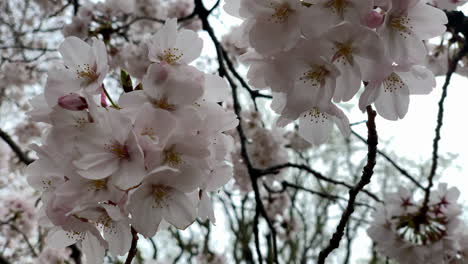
[224,0,306,55]
[147,18,203,65]
[359,64,436,120]
[377,0,448,64]
[129,167,200,237]
[45,37,108,107]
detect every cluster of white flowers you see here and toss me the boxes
[224,0,447,145]
[26,19,237,263]
[63,0,201,42]
[368,184,468,263]
[230,111,288,191]
[0,195,36,238]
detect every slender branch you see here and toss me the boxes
[0,129,33,165]
[0,221,38,257]
[268,181,374,209]
[124,227,139,264]
[351,130,424,190]
[101,84,120,109]
[258,163,381,203]
[0,254,10,264]
[71,0,79,15]
[317,106,378,264]
[424,43,468,207]
[149,237,157,259]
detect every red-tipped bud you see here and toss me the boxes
[58,93,88,111]
[364,11,385,29]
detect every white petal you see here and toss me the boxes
[298,109,334,146]
[162,190,196,230]
[82,232,106,264]
[176,30,203,64]
[104,221,132,256]
[45,227,77,248]
[59,36,92,68]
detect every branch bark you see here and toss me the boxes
[0,128,33,165]
[317,106,378,264]
[124,227,139,264]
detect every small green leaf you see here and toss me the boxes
[121,69,133,93]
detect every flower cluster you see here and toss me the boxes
[230,110,288,191]
[225,0,446,145]
[0,195,36,239]
[27,19,237,263]
[367,184,468,263]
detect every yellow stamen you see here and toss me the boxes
[299,66,330,87]
[163,147,182,167]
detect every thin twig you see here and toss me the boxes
[351,130,424,190]
[0,129,33,165]
[424,43,468,207]
[258,163,381,203]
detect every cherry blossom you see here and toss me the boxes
[26,18,237,263]
[368,184,463,264]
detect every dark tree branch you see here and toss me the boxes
[267,181,374,209]
[258,163,381,203]
[0,255,10,264]
[317,106,378,264]
[71,0,79,15]
[0,221,37,257]
[0,128,33,165]
[424,42,468,207]
[125,227,139,264]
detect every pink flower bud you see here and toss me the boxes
[364,11,385,29]
[58,93,88,111]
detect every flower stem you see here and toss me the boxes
[102,84,120,109]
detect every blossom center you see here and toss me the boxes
[299,66,330,87]
[152,185,172,208]
[395,211,447,245]
[303,107,328,123]
[270,3,291,23]
[97,214,114,230]
[159,48,183,65]
[105,141,130,159]
[383,73,405,93]
[332,42,354,65]
[73,116,89,129]
[89,179,107,191]
[326,0,348,18]
[389,16,413,37]
[163,146,182,167]
[65,230,85,242]
[76,63,99,85]
[151,97,176,111]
